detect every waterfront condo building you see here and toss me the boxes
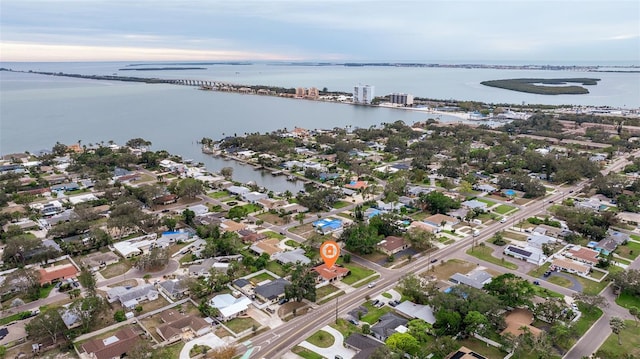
[389,93,414,106]
[295,87,319,99]
[353,84,375,104]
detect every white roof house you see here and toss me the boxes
[209,294,253,321]
[394,301,436,324]
[113,239,154,258]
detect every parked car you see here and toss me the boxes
[371,299,380,306]
[430,258,438,263]
[265,307,275,314]
[348,319,359,325]
[278,298,289,305]
[533,280,540,285]
[543,271,551,277]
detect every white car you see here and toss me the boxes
[368,282,377,288]
[500,217,507,223]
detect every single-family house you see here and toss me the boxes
[371,312,408,341]
[526,233,557,249]
[533,224,564,238]
[377,236,410,255]
[503,245,546,265]
[394,301,436,324]
[220,219,246,232]
[617,212,640,226]
[406,186,432,197]
[153,194,178,206]
[424,214,460,230]
[158,279,190,300]
[375,200,404,212]
[38,263,79,285]
[408,221,439,233]
[81,327,140,359]
[565,246,600,266]
[226,185,250,196]
[344,180,368,190]
[551,258,590,276]
[313,218,343,235]
[474,184,497,193]
[254,278,290,303]
[576,199,601,211]
[232,278,253,295]
[250,238,283,258]
[595,238,618,256]
[188,258,217,277]
[81,252,120,272]
[449,270,492,289]
[273,248,311,265]
[242,191,269,203]
[107,284,159,309]
[445,346,488,359]
[345,334,384,359]
[606,230,630,245]
[156,310,211,342]
[461,199,488,211]
[312,264,350,283]
[209,294,253,322]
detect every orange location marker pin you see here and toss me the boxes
[320,241,340,268]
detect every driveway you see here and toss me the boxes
[298,325,356,359]
[543,271,583,292]
[180,332,226,359]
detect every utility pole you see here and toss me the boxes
[335,296,338,324]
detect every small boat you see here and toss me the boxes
[287,175,296,181]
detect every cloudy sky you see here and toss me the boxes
[1,0,638,63]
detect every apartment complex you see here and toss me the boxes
[295,87,319,99]
[353,84,375,104]
[389,92,414,105]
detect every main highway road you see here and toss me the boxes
[246,180,587,358]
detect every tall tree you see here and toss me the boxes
[72,295,107,333]
[483,273,535,308]
[284,264,317,302]
[25,309,67,344]
[385,332,420,356]
[609,316,626,345]
[77,266,97,295]
[629,306,639,327]
[177,178,204,199]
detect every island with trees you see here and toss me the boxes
[481,78,601,95]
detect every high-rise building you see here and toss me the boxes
[353,84,375,104]
[389,93,414,106]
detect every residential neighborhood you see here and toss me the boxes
[1,112,640,359]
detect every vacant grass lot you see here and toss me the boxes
[429,259,475,281]
[225,317,260,334]
[596,320,640,358]
[340,262,376,285]
[332,201,351,209]
[477,198,497,206]
[207,191,229,199]
[316,284,340,299]
[548,276,573,288]
[466,245,518,270]
[494,204,517,214]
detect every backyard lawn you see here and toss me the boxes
[332,201,351,209]
[360,302,392,324]
[250,272,276,283]
[596,320,640,359]
[477,198,497,207]
[457,338,506,359]
[466,245,518,270]
[306,330,335,348]
[265,261,287,277]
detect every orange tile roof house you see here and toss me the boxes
[552,257,590,276]
[81,327,140,359]
[566,246,600,265]
[313,264,350,283]
[38,263,78,285]
[344,180,368,190]
[250,238,282,258]
[377,236,410,255]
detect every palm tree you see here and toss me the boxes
[609,316,626,345]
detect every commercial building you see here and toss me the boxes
[353,84,374,104]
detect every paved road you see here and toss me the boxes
[252,151,639,358]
